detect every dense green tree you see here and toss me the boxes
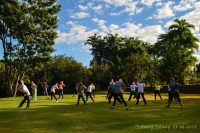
[43,55,92,93]
[103,34,124,79]
[0,0,61,96]
[89,60,111,90]
[156,19,199,83]
[84,33,105,65]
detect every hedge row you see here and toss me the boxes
[124,85,200,94]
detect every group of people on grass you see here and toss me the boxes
[106,77,184,110]
[17,80,96,109]
[17,77,183,110]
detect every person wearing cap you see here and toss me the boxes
[165,77,184,110]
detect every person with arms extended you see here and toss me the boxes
[128,81,137,101]
[165,77,184,110]
[86,83,95,102]
[135,80,147,106]
[76,82,87,105]
[109,79,128,110]
[167,84,177,103]
[18,79,31,110]
[50,83,59,102]
[58,81,65,99]
[108,81,122,104]
[154,82,162,100]
[31,81,37,100]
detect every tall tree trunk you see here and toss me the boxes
[13,75,20,97]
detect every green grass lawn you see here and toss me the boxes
[0,93,200,133]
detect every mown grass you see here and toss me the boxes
[0,93,199,133]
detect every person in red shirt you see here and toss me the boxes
[57,81,65,99]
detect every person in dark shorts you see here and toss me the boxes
[165,77,184,110]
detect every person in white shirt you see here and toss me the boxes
[135,80,147,106]
[50,83,59,102]
[128,82,137,101]
[18,79,31,110]
[86,83,95,102]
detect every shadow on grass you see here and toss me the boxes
[0,95,199,133]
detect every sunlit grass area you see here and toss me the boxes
[0,93,200,133]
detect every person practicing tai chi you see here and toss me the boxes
[50,83,59,102]
[43,82,49,96]
[76,82,87,105]
[73,82,79,97]
[86,83,95,102]
[154,82,162,100]
[165,77,184,110]
[31,81,37,100]
[106,79,115,99]
[128,81,137,101]
[167,84,177,103]
[110,79,128,110]
[135,80,147,106]
[107,81,122,104]
[57,81,65,99]
[91,84,96,98]
[18,79,31,110]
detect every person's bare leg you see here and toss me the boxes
[179,101,184,109]
[165,101,172,108]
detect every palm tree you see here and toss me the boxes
[104,34,124,79]
[84,33,104,65]
[160,19,199,83]
[168,19,199,51]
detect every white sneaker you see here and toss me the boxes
[56,101,58,102]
